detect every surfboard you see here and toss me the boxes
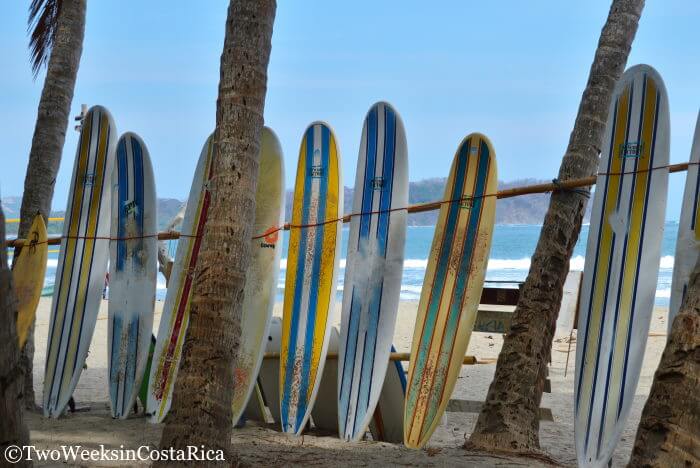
[338,101,408,441]
[280,122,343,435]
[13,214,48,348]
[368,345,406,443]
[148,133,214,422]
[108,132,157,419]
[43,105,117,418]
[231,127,285,424]
[403,133,497,448]
[669,110,700,331]
[310,327,340,432]
[575,64,669,468]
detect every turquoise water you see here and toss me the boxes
[32,222,678,306]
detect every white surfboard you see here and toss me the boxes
[43,105,116,418]
[338,101,408,441]
[108,132,157,419]
[669,111,700,331]
[231,127,285,423]
[147,133,214,422]
[575,64,669,468]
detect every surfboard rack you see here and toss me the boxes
[474,286,522,333]
[262,351,478,365]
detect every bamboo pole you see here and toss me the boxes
[262,351,478,365]
[4,162,690,248]
[4,217,65,223]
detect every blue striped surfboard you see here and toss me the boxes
[668,110,700,331]
[338,101,408,441]
[43,105,117,418]
[108,132,157,419]
[280,122,343,435]
[575,64,669,468]
[404,133,497,448]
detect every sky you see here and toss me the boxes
[1,1,698,221]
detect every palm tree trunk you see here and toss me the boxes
[466,0,645,453]
[157,0,276,463]
[1,208,32,467]
[16,0,86,410]
[628,259,700,467]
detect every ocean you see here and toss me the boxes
[33,222,678,306]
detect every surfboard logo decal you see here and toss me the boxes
[619,141,644,158]
[262,227,279,246]
[371,176,385,190]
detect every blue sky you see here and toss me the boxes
[1,1,698,220]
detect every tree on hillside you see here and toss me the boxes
[157,0,276,463]
[628,259,700,466]
[0,207,31,468]
[16,0,87,410]
[466,0,645,453]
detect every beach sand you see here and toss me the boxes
[25,298,669,466]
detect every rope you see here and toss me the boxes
[4,160,693,248]
[551,178,591,198]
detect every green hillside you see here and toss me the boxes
[3,177,591,237]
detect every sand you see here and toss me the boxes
[24,298,670,467]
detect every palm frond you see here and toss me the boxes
[28,0,62,78]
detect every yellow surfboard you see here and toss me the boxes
[280,122,343,434]
[404,133,497,448]
[13,214,48,348]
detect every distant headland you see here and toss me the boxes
[2,177,592,235]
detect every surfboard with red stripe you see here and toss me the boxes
[403,133,497,448]
[147,133,214,422]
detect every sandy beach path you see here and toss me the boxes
[25,298,668,466]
